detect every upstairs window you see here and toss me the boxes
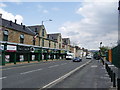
[20,34,24,44]
[3,30,8,41]
[54,42,56,48]
[42,29,44,37]
[49,41,51,47]
[42,39,44,47]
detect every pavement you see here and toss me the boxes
[1,58,114,90]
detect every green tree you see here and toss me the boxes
[99,46,109,56]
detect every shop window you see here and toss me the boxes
[20,34,24,43]
[3,30,8,41]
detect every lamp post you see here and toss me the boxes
[100,42,102,48]
[42,19,52,25]
[118,1,120,90]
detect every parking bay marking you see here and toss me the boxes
[0,77,7,80]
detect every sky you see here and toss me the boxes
[0,0,118,50]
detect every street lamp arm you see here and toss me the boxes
[42,19,52,25]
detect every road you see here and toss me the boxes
[2,57,91,89]
[52,60,112,88]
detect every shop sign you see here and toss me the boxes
[7,45,16,52]
[18,46,30,52]
[0,45,4,50]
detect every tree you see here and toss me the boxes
[99,46,109,56]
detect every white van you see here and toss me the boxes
[66,53,74,60]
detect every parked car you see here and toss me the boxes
[86,55,92,59]
[73,57,82,62]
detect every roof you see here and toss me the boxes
[0,18,36,36]
[28,25,44,32]
[47,33,61,41]
[62,38,70,45]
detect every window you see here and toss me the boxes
[49,41,51,47]
[3,30,8,41]
[42,29,44,37]
[42,39,44,47]
[54,42,56,48]
[33,39,35,45]
[20,34,24,43]
[59,36,61,42]
[59,43,61,49]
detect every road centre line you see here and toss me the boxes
[61,63,67,65]
[48,65,59,68]
[20,68,43,75]
[0,77,7,80]
[42,60,92,89]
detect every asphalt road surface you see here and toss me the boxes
[2,57,91,89]
[52,60,112,89]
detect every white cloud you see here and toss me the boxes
[43,9,49,13]
[0,3,7,7]
[0,8,23,24]
[52,7,59,11]
[59,2,118,50]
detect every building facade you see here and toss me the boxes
[0,14,86,65]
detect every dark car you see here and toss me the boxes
[73,57,82,62]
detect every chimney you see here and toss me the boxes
[10,21,12,26]
[21,23,23,25]
[23,25,25,30]
[0,13,2,18]
[15,19,17,24]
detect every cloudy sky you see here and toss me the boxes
[0,0,118,50]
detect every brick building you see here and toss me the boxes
[0,14,85,65]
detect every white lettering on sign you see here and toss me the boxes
[7,45,16,51]
[0,45,4,50]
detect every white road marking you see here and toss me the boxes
[20,68,43,75]
[61,63,67,65]
[42,60,92,89]
[91,65,98,68]
[108,65,114,67]
[0,77,7,80]
[48,65,59,68]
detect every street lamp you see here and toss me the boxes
[100,42,102,48]
[42,19,52,25]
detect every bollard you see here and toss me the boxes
[117,78,120,90]
[110,70,113,82]
[113,73,116,87]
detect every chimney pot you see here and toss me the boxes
[21,23,22,25]
[10,21,12,26]
[15,19,17,24]
[0,13,2,18]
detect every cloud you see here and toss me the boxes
[51,7,60,11]
[0,3,7,8]
[0,8,23,24]
[43,9,49,13]
[59,2,118,50]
